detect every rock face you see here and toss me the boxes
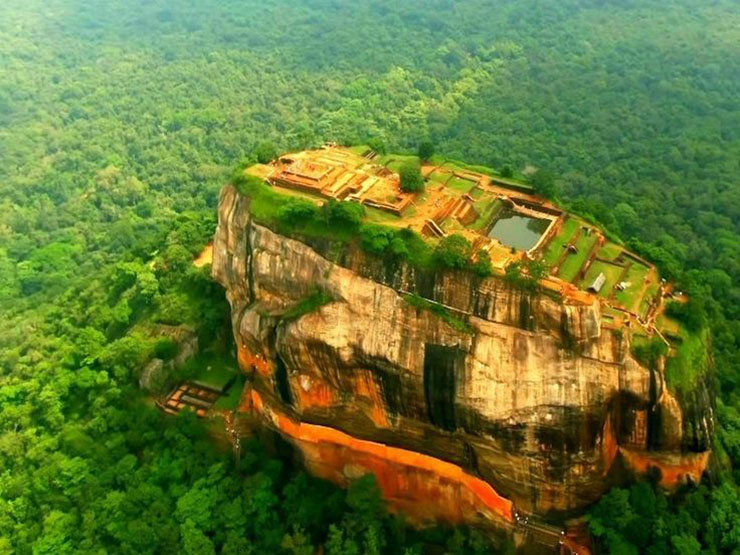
[213,184,711,525]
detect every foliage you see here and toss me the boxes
[588,480,740,555]
[277,199,319,229]
[417,141,435,161]
[282,290,333,322]
[504,260,547,293]
[472,250,493,278]
[1,0,740,552]
[255,142,278,164]
[665,329,709,395]
[666,299,706,333]
[631,336,669,369]
[403,294,474,334]
[359,225,409,260]
[322,200,365,230]
[527,169,558,199]
[367,138,386,155]
[434,234,472,270]
[398,160,424,193]
[154,337,179,360]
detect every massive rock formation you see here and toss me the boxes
[212,184,712,528]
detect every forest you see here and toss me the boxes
[1,0,739,553]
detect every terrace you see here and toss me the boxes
[252,145,676,341]
[264,146,412,216]
[158,354,242,417]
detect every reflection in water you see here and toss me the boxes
[487,209,549,251]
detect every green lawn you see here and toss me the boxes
[446,175,477,193]
[557,231,597,283]
[541,218,579,266]
[602,305,625,323]
[470,197,503,231]
[376,153,420,172]
[428,171,450,182]
[213,374,246,410]
[365,206,402,224]
[580,259,623,298]
[597,242,623,261]
[426,156,533,186]
[657,313,682,338]
[615,263,651,311]
[348,144,370,155]
[181,352,240,391]
[666,329,708,395]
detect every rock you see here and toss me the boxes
[140,358,165,392]
[212,184,711,523]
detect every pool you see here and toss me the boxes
[487,209,550,251]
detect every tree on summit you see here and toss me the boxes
[254,141,278,164]
[434,234,472,270]
[399,160,424,193]
[417,141,434,161]
[527,169,557,199]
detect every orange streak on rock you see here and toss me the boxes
[237,382,253,413]
[295,376,335,409]
[250,390,514,525]
[352,371,390,428]
[601,414,619,473]
[237,343,271,377]
[620,447,710,488]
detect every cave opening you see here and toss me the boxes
[423,344,462,432]
[275,355,293,406]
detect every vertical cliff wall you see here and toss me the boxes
[213,184,711,525]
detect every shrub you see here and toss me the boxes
[665,298,706,332]
[282,290,333,321]
[367,137,386,155]
[277,199,318,228]
[472,250,492,277]
[360,225,395,255]
[322,200,364,229]
[632,337,668,369]
[503,260,545,293]
[254,141,277,164]
[417,141,434,160]
[359,224,413,261]
[403,294,473,334]
[154,337,178,360]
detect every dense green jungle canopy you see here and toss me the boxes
[1,0,739,553]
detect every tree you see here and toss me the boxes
[254,142,278,164]
[417,141,434,161]
[500,165,513,179]
[398,160,424,193]
[323,200,364,229]
[181,519,216,555]
[527,169,558,199]
[504,260,546,293]
[472,250,492,277]
[154,337,178,360]
[367,138,386,155]
[277,199,318,228]
[434,234,472,270]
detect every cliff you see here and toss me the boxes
[212,183,712,528]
